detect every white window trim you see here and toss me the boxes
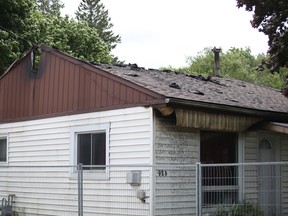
[0,135,8,165]
[70,123,110,180]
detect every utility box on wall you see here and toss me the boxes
[126,171,141,186]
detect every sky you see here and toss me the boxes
[61,0,269,69]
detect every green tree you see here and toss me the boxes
[236,0,288,72]
[25,12,112,63]
[169,47,287,89]
[35,0,64,16]
[0,0,35,74]
[75,0,121,50]
[0,0,116,75]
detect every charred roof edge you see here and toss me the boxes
[166,98,288,122]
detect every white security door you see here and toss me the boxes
[259,135,280,216]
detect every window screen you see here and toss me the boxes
[77,133,106,170]
[0,138,7,162]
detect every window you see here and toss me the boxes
[200,131,238,205]
[77,132,106,170]
[0,137,7,163]
[201,131,238,164]
[71,123,109,174]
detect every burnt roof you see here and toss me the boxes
[2,44,287,121]
[95,63,288,114]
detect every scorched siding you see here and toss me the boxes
[243,132,259,201]
[0,107,153,216]
[154,116,198,216]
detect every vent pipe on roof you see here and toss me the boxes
[212,47,221,77]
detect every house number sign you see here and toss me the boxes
[157,170,167,177]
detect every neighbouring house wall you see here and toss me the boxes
[281,135,288,215]
[0,107,152,216]
[154,115,198,216]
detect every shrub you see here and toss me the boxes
[213,200,264,216]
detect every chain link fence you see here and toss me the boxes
[0,162,287,216]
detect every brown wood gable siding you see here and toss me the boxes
[0,49,164,123]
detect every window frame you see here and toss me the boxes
[0,135,8,165]
[70,123,110,179]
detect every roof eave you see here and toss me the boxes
[165,98,288,122]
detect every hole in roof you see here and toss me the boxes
[124,73,139,77]
[169,82,181,89]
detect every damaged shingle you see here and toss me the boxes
[209,88,223,94]
[215,89,223,94]
[113,63,127,67]
[282,81,288,97]
[89,61,100,66]
[225,98,239,103]
[187,74,223,86]
[128,63,144,71]
[124,73,139,77]
[189,89,204,95]
[162,69,172,73]
[169,82,181,89]
[128,63,138,68]
[187,74,209,81]
[238,83,246,87]
[209,79,223,86]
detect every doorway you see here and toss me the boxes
[200,131,238,205]
[259,134,280,216]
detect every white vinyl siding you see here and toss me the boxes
[281,135,288,215]
[0,107,152,216]
[242,131,259,202]
[243,131,288,214]
[154,116,198,216]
